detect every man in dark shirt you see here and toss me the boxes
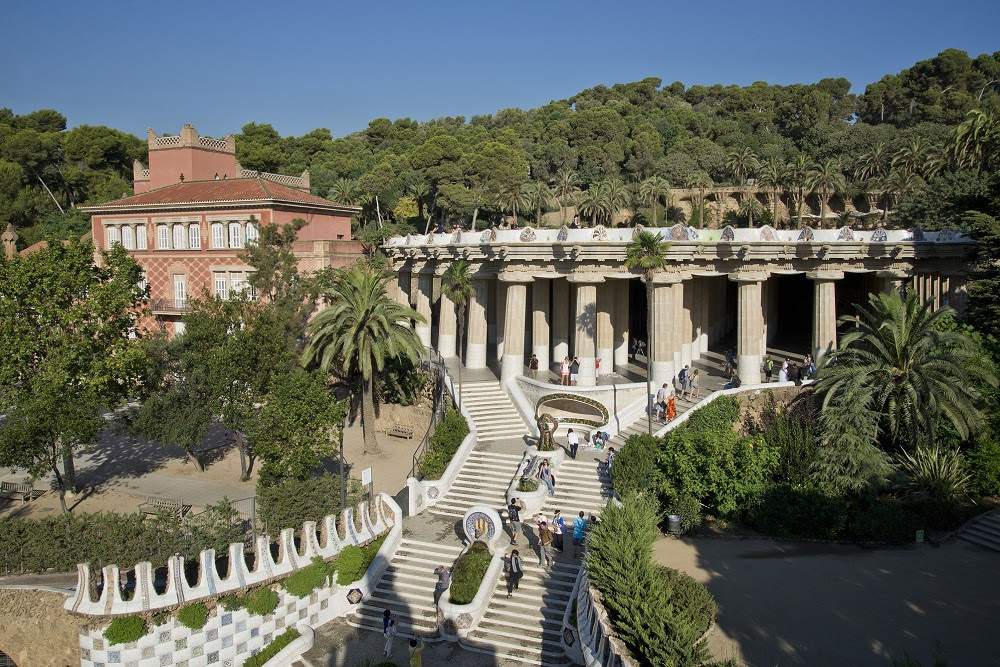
[507,498,522,545]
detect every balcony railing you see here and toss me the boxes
[149,298,191,314]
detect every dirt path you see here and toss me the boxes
[0,589,86,666]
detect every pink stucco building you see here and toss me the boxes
[83,124,362,335]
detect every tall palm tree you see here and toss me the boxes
[737,196,763,228]
[725,147,759,186]
[524,181,554,226]
[303,265,424,455]
[624,230,671,435]
[891,137,930,178]
[554,168,580,225]
[756,158,786,227]
[685,171,713,228]
[604,178,630,225]
[329,177,360,205]
[497,181,529,226]
[786,155,811,227]
[441,260,472,410]
[638,176,671,226]
[816,291,995,450]
[807,159,847,227]
[951,109,1000,171]
[577,183,610,227]
[881,169,922,222]
[854,142,890,183]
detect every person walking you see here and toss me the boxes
[690,369,701,399]
[505,548,523,598]
[656,383,669,423]
[567,428,580,459]
[383,609,397,657]
[678,365,689,397]
[408,638,424,667]
[570,357,580,385]
[552,509,566,552]
[572,511,588,557]
[724,348,736,375]
[507,498,523,545]
[538,460,556,496]
[764,357,775,382]
[778,360,788,383]
[605,447,616,472]
[666,392,678,421]
[560,357,571,386]
[528,353,539,379]
[538,521,555,567]
[433,565,451,606]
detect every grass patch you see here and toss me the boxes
[176,602,209,630]
[218,594,244,611]
[285,557,337,598]
[244,587,280,616]
[448,541,492,605]
[242,627,301,667]
[103,615,147,645]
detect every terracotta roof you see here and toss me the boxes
[81,177,359,212]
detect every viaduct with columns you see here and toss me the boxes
[384,223,972,389]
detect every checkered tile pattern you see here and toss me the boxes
[138,254,248,302]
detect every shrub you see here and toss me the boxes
[684,396,740,433]
[151,611,170,626]
[844,497,924,543]
[659,566,717,634]
[336,535,386,585]
[285,557,336,598]
[417,407,470,479]
[612,434,663,498]
[244,587,279,616]
[763,411,818,485]
[664,494,702,533]
[242,627,301,667]
[895,445,972,504]
[745,484,846,540]
[257,474,361,534]
[967,437,1000,496]
[517,478,539,492]
[177,602,209,630]
[376,356,427,406]
[218,594,244,611]
[103,615,148,645]
[449,541,492,605]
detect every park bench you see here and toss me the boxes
[138,496,191,519]
[0,481,44,502]
[386,423,415,439]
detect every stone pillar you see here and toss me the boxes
[500,274,530,384]
[732,272,767,385]
[596,282,614,376]
[397,269,412,308]
[531,279,550,375]
[877,270,907,296]
[671,280,684,376]
[552,278,570,371]
[809,271,843,363]
[699,278,710,354]
[495,281,507,361]
[414,270,433,348]
[465,279,488,369]
[613,280,630,368]
[649,275,679,389]
[569,273,602,386]
[438,291,457,358]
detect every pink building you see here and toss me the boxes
[83,124,362,335]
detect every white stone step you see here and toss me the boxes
[468,451,524,461]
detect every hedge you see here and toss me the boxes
[417,407,469,479]
[285,557,336,598]
[257,473,362,534]
[243,627,300,667]
[0,501,244,576]
[177,602,209,630]
[449,541,491,605]
[104,615,148,645]
[336,535,386,585]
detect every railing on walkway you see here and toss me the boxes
[408,348,449,480]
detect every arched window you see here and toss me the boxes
[211,222,225,248]
[246,221,259,245]
[188,224,201,249]
[228,222,243,249]
[157,224,170,249]
[136,225,147,249]
[172,224,186,250]
[105,225,120,247]
[121,225,136,250]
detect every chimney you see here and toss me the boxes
[300,170,311,192]
[180,124,198,146]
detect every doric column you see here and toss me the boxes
[731,272,767,385]
[531,279,551,374]
[649,274,681,388]
[680,282,694,369]
[398,268,413,307]
[499,273,531,384]
[808,270,843,363]
[613,280,630,368]
[698,278,710,354]
[596,282,614,376]
[414,269,433,348]
[465,279,489,369]
[877,270,908,296]
[671,280,684,375]
[495,281,507,361]
[438,290,457,358]
[569,273,603,386]
[551,278,569,371]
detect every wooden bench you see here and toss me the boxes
[138,496,191,519]
[386,423,415,439]
[0,481,44,502]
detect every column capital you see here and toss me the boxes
[806,270,845,281]
[728,271,769,283]
[497,271,534,283]
[566,271,606,284]
[648,271,691,285]
[875,269,910,279]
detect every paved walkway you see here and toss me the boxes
[654,535,1000,666]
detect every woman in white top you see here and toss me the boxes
[778,360,789,383]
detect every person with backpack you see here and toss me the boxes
[573,510,588,556]
[552,509,566,551]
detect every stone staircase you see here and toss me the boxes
[465,557,581,665]
[427,450,522,520]
[958,510,1000,552]
[347,538,463,639]
[458,380,529,442]
[542,457,613,519]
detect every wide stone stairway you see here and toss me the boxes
[426,449,523,520]
[958,510,1000,552]
[458,380,530,442]
[542,456,614,520]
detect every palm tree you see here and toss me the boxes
[854,142,890,183]
[891,137,930,177]
[786,155,811,227]
[756,158,786,227]
[881,169,922,222]
[524,181,554,226]
[408,181,431,229]
[638,176,671,226]
[303,265,424,455]
[553,168,580,224]
[725,147,759,186]
[624,230,671,435]
[951,109,1000,171]
[807,159,846,227]
[604,178,630,225]
[441,260,472,411]
[497,181,529,226]
[329,177,360,205]
[816,291,995,451]
[685,171,713,228]
[577,183,609,227]
[738,196,763,228]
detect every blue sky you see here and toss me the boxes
[2,0,997,139]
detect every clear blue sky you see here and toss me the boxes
[2,0,997,139]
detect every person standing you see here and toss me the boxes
[690,369,701,399]
[778,360,788,383]
[764,357,775,382]
[656,383,669,422]
[567,428,580,459]
[667,392,677,421]
[408,638,424,667]
[505,548,523,598]
[570,356,580,385]
[507,498,522,545]
[572,511,587,557]
[538,521,555,567]
[552,509,566,552]
[383,609,397,657]
[433,565,451,606]
[560,357,570,386]
[528,353,539,379]
[724,348,736,375]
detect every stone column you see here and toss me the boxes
[569,273,603,386]
[465,279,489,369]
[732,272,767,385]
[596,282,614,376]
[531,279,551,375]
[495,281,507,361]
[499,274,531,384]
[671,280,684,375]
[613,280,630,368]
[699,278,710,354]
[397,269,412,308]
[552,278,570,371]
[414,269,433,348]
[649,274,680,388]
[438,290,457,358]
[809,270,843,363]
[877,270,908,296]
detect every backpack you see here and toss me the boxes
[678,368,687,383]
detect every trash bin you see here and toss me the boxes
[667,514,682,534]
